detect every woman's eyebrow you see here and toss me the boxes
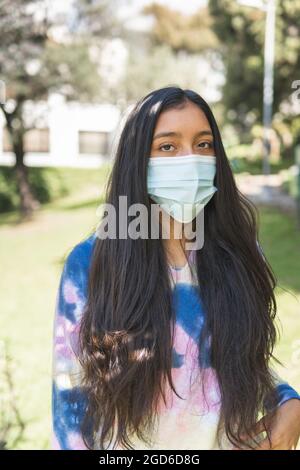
[153,130,213,140]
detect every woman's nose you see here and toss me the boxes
[178,147,194,156]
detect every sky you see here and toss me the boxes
[48,0,208,16]
[46,1,209,34]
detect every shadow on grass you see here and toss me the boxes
[0,195,106,227]
[0,212,22,227]
[0,163,111,225]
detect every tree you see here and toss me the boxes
[0,0,123,219]
[117,3,222,104]
[208,0,300,152]
[142,2,218,54]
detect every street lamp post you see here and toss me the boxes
[237,0,277,176]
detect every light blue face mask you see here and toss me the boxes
[147,154,218,223]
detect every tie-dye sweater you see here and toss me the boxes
[52,232,300,450]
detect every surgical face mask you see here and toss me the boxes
[147,154,218,223]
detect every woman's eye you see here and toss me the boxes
[198,141,213,149]
[159,144,174,151]
[158,142,213,151]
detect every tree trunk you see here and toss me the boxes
[13,138,40,221]
[2,102,40,221]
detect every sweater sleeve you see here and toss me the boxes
[51,244,93,450]
[264,367,300,413]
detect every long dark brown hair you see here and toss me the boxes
[77,86,281,450]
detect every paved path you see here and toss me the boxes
[235,173,297,213]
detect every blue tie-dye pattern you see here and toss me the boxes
[172,348,185,368]
[58,233,96,324]
[52,232,300,449]
[172,283,211,368]
[58,279,77,324]
[276,383,300,407]
[52,381,91,449]
[264,382,300,412]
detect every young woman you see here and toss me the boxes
[52,86,300,450]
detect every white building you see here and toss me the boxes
[0,93,123,168]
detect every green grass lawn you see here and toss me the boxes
[0,167,299,449]
[258,206,300,393]
[0,165,111,450]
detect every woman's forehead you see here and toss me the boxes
[154,103,210,134]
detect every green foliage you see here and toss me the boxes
[40,41,101,103]
[0,166,70,213]
[0,164,112,214]
[0,168,18,212]
[281,167,300,198]
[0,0,104,104]
[142,3,218,53]
[120,43,212,103]
[0,0,113,217]
[117,3,222,104]
[208,0,300,141]
[229,154,294,174]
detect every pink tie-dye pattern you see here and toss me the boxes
[54,315,79,361]
[69,321,82,358]
[68,432,89,450]
[51,431,62,450]
[63,279,80,304]
[52,235,300,450]
[157,323,221,422]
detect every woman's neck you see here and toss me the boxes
[162,217,189,268]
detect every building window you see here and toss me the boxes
[25,128,49,152]
[2,127,49,153]
[78,131,108,155]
